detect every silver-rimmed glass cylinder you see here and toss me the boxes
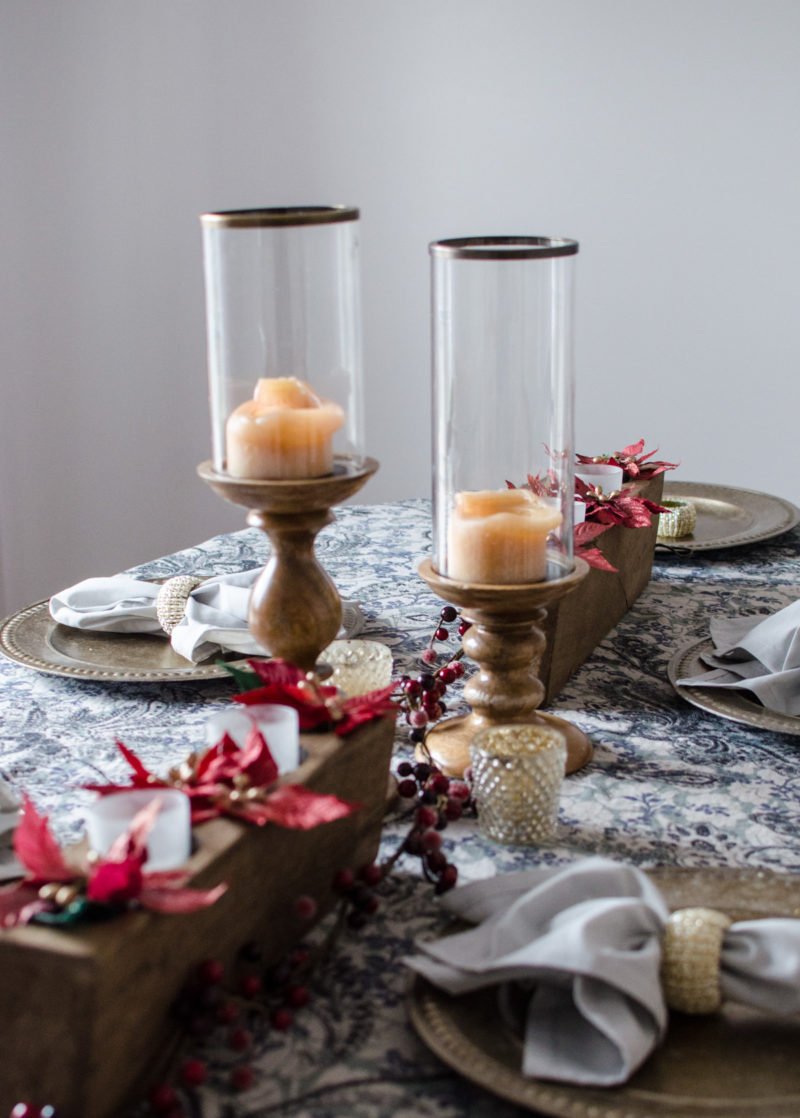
[430,236,578,584]
[201,206,364,479]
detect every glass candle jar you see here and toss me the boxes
[85,789,192,871]
[205,703,301,774]
[470,723,566,845]
[200,206,364,480]
[430,237,578,584]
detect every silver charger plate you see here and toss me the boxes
[409,866,800,1117]
[657,481,799,551]
[0,599,243,683]
[668,635,800,736]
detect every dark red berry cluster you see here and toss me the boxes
[395,761,471,893]
[145,956,262,1113]
[420,604,470,665]
[331,862,384,929]
[398,612,468,742]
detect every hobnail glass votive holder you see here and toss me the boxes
[470,724,567,845]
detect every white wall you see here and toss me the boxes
[2,0,798,615]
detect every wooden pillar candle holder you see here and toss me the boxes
[417,556,592,778]
[198,455,378,672]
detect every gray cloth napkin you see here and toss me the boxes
[677,599,800,715]
[50,569,364,664]
[0,778,22,882]
[405,858,800,1086]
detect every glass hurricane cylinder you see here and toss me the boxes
[198,206,377,672]
[430,237,578,584]
[201,206,364,480]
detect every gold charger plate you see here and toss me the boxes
[0,598,244,683]
[657,482,799,551]
[668,636,800,737]
[409,866,800,1117]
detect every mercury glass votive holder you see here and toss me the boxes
[470,724,567,845]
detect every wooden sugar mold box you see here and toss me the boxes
[0,716,395,1118]
[539,474,665,703]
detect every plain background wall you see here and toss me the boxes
[1,0,799,616]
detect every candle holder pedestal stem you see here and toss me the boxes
[198,456,378,672]
[417,557,593,777]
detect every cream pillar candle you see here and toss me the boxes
[447,489,563,584]
[226,376,345,479]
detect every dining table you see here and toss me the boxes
[1,493,799,1118]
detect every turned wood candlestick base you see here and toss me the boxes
[416,557,593,778]
[198,456,378,672]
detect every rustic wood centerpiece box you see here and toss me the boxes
[0,716,395,1118]
[539,473,665,703]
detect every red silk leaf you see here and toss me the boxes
[195,733,240,782]
[238,728,280,788]
[13,795,75,884]
[576,546,619,572]
[87,858,144,904]
[0,882,44,927]
[247,659,306,687]
[574,521,613,545]
[141,870,191,889]
[138,882,227,914]
[335,686,398,737]
[254,784,359,830]
[117,740,159,786]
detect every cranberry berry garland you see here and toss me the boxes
[139,766,471,1116]
[396,605,469,747]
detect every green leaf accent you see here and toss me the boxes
[217,661,262,692]
[31,899,119,927]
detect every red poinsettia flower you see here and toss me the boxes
[0,796,225,928]
[85,731,360,830]
[576,438,678,480]
[575,477,667,529]
[506,471,562,498]
[233,658,398,738]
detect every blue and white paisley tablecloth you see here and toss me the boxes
[1,499,799,1117]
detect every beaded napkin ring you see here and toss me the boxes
[660,906,733,1014]
[657,498,697,539]
[155,575,205,634]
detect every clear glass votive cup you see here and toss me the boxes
[85,789,191,871]
[205,703,300,774]
[469,724,567,845]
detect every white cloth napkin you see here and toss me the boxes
[50,569,364,664]
[677,599,800,715]
[405,858,800,1086]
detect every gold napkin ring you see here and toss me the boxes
[657,499,697,539]
[155,575,205,634]
[661,906,732,1014]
